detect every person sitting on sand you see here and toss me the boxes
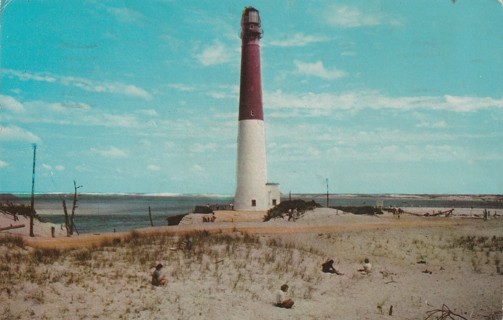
[357,258,372,274]
[321,258,343,275]
[185,235,193,251]
[152,263,167,286]
[275,284,294,309]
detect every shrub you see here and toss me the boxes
[0,202,40,220]
[263,200,320,221]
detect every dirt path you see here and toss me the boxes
[23,214,476,250]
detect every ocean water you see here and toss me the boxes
[5,194,233,234]
[3,193,502,234]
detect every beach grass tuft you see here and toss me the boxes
[0,235,24,249]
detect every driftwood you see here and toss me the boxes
[405,209,454,217]
[424,304,468,319]
[0,224,25,232]
[426,209,454,217]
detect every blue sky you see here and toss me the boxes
[1,0,502,195]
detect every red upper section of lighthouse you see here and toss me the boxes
[238,7,264,121]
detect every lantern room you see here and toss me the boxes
[241,7,262,40]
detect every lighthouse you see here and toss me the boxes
[234,7,280,211]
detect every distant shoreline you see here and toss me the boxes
[2,193,502,203]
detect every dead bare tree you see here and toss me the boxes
[62,180,82,236]
[148,206,154,227]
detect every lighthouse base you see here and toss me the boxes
[234,120,280,211]
[234,183,281,211]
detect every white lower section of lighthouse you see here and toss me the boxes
[235,119,278,211]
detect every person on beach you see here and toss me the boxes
[321,258,344,275]
[275,284,294,308]
[287,209,293,221]
[185,235,193,251]
[152,263,167,286]
[358,258,372,274]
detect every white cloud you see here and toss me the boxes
[0,160,8,168]
[73,80,152,100]
[42,163,64,172]
[269,33,329,47]
[0,125,41,142]
[107,7,144,24]
[443,95,503,112]
[75,164,92,172]
[147,164,160,172]
[378,144,469,162]
[0,95,25,112]
[137,109,158,116]
[196,40,231,66]
[49,102,91,111]
[265,90,503,113]
[83,113,140,128]
[120,85,152,100]
[90,146,128,158]
[294,60,347,80]
[416,120,447,128]
[141,139,152,147]
[192,164,204,172]
[165,83,196,92]
[3,70,56,83]
[105,114,139,127]
[207,91,231,99]
[269,119,503,166]
[4,69,152,100]
[190,143,217,153]
[10,99,144,129]
[324,143,466,162]
[324,5,402,28]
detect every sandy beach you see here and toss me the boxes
[1,207,502,319]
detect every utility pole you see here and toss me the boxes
[30,143,37,237]
[326,178,329,208]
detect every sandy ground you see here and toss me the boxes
[0,212,67,238]
[1,208,502,320]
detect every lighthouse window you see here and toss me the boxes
[251,199,256,207]
[250,110,254,117]
[248,11,259,23]
[272,199,277,206]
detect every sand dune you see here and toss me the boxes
[1,208,502,319]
